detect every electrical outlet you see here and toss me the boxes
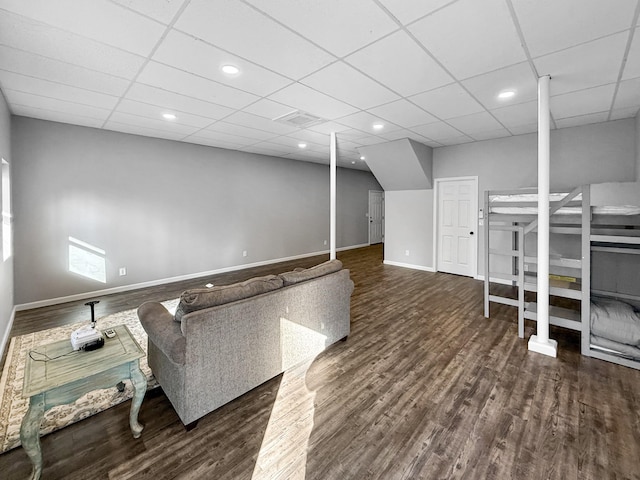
[242,250,247,257]
[323,240,327,245]
[405,250,410,256]
[119,267,127,276]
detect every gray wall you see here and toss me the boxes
[384,190,433,270]
[0,91,12,351]
[636,114,640,181]
[427,118,636,275]
[12,117,381,305]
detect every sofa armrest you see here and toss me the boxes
[137,302,186,365]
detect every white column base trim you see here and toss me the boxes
[528,335,558,358]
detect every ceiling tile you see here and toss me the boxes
[11,104,106,128]
[437,135,474,146]
[622,27,640,80]
[125,83,234,120]
[409,121,461,140]
[188,136,252,150]
[204,121,280,142]
[614,77,640,109]
[409,0,526,79]
[511,0,637,57]
[268,136,326,153]
[5,89,111,121]
[378,128,433,144]
[469,128,512,141]
[550,84,616,119]
[509,123,538,135]
[267,83,358,120]
[446,111,504,135]
[610,106,640,120]
[104,121,187,141]
[222,111,300,136]
[410,83,484,119]
[240,144,293,156]
[110,0,189,25]
[115,99,214,128]
[136,61,259,110]
[491,100,538,128]
[555,112,609,129]
[174,0,335,80]
[301,62,399,110]
[241,99,295,120]
[307,122,353,135]
[107,111,201,136]
[368,99,437,127]
[0,0,165,56]
[345,30,453,96]
[0,45,130,97]
[335,111,400,133]
[152,30,292,97]
[0,11,145,79]
[244,0,398,57]
[184,130,258,147]
[353,136,388,146]
[377,0,455,25]
[462,62,537,110]
[534,32,628,96]
[288,129,331,147]
[0,70,119,109]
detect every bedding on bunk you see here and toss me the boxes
[590,296,640,358]
[488,193,640,216]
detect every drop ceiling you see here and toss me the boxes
[1,0,639,171]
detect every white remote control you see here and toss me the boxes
[104,329,116,338]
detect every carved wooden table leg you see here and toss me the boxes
[129,360,147,439]
[20,393,45,480]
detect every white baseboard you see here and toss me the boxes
[383,260,435,272]
[15,244,370,311]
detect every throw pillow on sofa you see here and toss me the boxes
[279,259,343,286]
[174,274,284,322]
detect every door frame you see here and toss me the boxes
[433,176,479,278]
[368,190,384,245]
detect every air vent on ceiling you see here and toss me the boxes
[273,110,326,128]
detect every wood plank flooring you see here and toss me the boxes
[2,244,640,479]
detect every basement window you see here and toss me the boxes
[2,159,11,262]
[68,236,106,283]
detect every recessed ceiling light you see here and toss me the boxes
[498,90,516,99]
[360,156,365,160]
[298,142,307,149]
[351,161,356,164]
[162,113,176,120]
[373,123,384,130]
[221,64,240,75]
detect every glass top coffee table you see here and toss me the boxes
[20,324,147,480]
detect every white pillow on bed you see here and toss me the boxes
[591,297,640,346]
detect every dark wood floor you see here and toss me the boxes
[2,244,640,479]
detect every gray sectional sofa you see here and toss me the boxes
[138,259,354,426]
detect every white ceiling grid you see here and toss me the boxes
[0,0,638,171]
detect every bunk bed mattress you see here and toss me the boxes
[591,297,640,347]
[489,192,640,215]
[590,335,640,359]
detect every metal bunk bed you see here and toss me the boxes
[483,181,640,369]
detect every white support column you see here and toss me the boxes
[528,74,558,358]
[330,132,337,260]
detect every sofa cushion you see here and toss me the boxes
[279,259,343,286]
[174,274,284,322]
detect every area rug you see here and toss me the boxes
[0,299,179,453]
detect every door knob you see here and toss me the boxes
[470,231,474,235]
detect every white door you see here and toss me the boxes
[369,190,384,245]
[437,178,477,277]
